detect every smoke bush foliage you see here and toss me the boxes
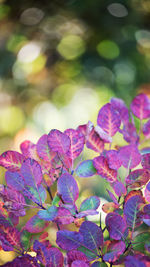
[0,93,150,266]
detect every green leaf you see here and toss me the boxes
[133,232,150,253]
[75,160,97,177]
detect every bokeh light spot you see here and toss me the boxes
[107,3,128,18]
[97,40,120,60]
[20,8,44,26]
[17,42,41,63]
[135,29,150,48]
[57,35,85,60]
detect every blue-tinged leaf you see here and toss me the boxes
[91,262,107,267]
[56,230,83,250]
[79,221,103,250]
[5,171,25,191]
[106,212,127,240]
[24,214,49,233]
[103,240,125,263]
[75,160,97,178]
[80,196,100,212]
[57,173,79,204]
[37,206,58,221]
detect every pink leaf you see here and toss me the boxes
[0,151,25,172]
[97,103,121,137]
[118,144,141,169]
[110,97,129,123]
[95,125,112,143]
[36,134,56,163]
[64,129,84,161]
[143,119,150,139]
[93,156,117,182]
[106,150,122,170]
[130,93,150,119]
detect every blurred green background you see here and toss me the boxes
[0,0,150,153]
[0,0,150,264]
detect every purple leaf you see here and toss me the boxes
[64,129,84,161]
[125,255,146,267]
[48,129,71,154]
[110,97,129,123]
[5,171,25,191]
[67,250,88,267]
[107,190,119,205]
[103,240,126,262]
[75,160,97,178]
[112,181,127,197]
[57,173,79,204]
[144,182,150,202]
[0,213,12,227]
[37,206,58,221]
[125,169,149,188]
[118,144,141,169]
[130,93,150,119]
[79,221,103,250]
[2,255,40,267]
[0,186,26,216]
[71,260,89,267]
[0,226,21,251]
[143,119,150,139]
[95,125,112,143]
[91,262,107,267]
[33,240,64,267]
[21,158,43,187]
[97,103,121,137]
[0,151,25,171]
[141,153,150,170]
[80,196,100,212]
[106,212,127,240]
[120,122,139,144]
[124,191,144,229]
[106,150,122,170]
[24,214,49,233]
[93,156,117,182]
[54,207,74,225]
[56,230,83,250]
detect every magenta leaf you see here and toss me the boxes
[85,126,104,153]
[54,207,74,225]
[0,226,21,251]
[0,185,26,216]
[95,125,112,143]
[2,254,40,267]
[79,221,103,250]
[0,151,25,172]
[103,240,126,262]
[67,249,88,267]
[36,134,56,163]
[37,206,58,221]
[118,144,141,169]
[20,140,38,160]
[141,153,150,170]
[107,190,119,205]
[56,230,83,250]
[97,103,121,137]
[112,181,127,197]
[130,93,150,119]
[110,97,129,123]
[143,119,150,139]
[64,129,84,161]
[120,122,139,144]
[75,160,97,177]
[125,169,149,188]
[48,129,71,154]
[106,150,122,170]
[57,173,79,204]
[71,260,89,267]
[106,212,127,240]
[93,156,117,182]
[124,192,144,229]
[24,214,49,233]
[80,196,100,212]
[144,182,150,202]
